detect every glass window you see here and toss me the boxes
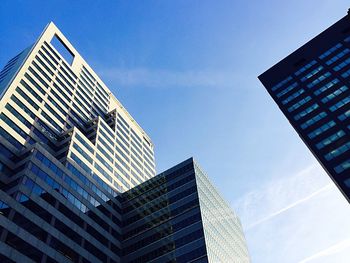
[314,78,339,96]
[325,141,350,161]
[329,96,350,112]
[276,82,298,98]
[72,143,93,163]
[306,72,331,88]
[334,159,350,174]
[300,65,323,82]
[321,85,348,103]
[295,60,317,75]
[300,112,327,129]
[294,104,319,120]
[316,130,345,149]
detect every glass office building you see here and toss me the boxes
[0,22,250,262]
[121,158,250,263]
[259,11,350,203]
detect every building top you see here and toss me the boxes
[2,21,153,146]
[259,13,350,87]
[0,21,156,191]
[258,10,350,203]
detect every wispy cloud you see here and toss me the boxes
[233,163,330,229]
[246,183,332,230]
[233,162,350,263]
[98,67,241,88]
[298,239,350,263]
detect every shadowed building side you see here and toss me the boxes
[259,11,350,203]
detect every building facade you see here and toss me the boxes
[121,158,250,263]
[0,22,250,262]
[0,22,156,194]
[259,12,350,203]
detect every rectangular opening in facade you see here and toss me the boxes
[50,34,74,65]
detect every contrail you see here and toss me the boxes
[246,184,333,230]
[298,238,350,263]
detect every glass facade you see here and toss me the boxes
[194,163,250,262]
[120,158,250,263]
[0,22,250,262]
[259,12,350,203]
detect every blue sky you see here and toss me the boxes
[1,0,350,262]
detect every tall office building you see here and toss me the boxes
[0,22,250,262]
[0,22,156,194]
[121,158,250,263]
[259,11,350,203]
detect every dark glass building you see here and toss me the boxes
[121,158,250,262]
[0,22,250,262]
[259,11,350,203]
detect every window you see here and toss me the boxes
[72,143,93,163]
[0,113,27,139]
[321,85,348,103]
[294,104,319,121]
[325,141,350,161]
[329,96,350,112]
[5,104,31,128]
[282,89,305,105]
[334,57,350,71]
[19,80,43,102]
[325,48,350,65]
[314,78,339,96]
[75,132,94,153]
[316,130,345,149]
[306,72,331,88]
[300,112,327,129]
[271,76,293,91]
[338,109,350,121]
[334,159,350,174]
[301,65,323,82]
[288,96,311,112]
[319,43,343,59]
[276,82,298,98]
[295,60,317,75]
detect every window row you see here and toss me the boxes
[282,89,305,105]
[300,112,327,130]
[295,60,317,76]
[301,65,324,82]
[276,82,298,98]
[271,75,293,91]
[325,48,350,65]
[324,141,350,161]
[321,85,348,103]
[288,96,311,112]
[319,43,343,60]
[294,103,319,121]
[306,72,331,88]
[313,78,340,96]
[333,57,350,71]
[316,130,345,150]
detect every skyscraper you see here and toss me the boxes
[0,22,250,262]
[259,11,350,203]
[0,22,156,193]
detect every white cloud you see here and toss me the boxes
[232,162,350,263]
[233,163,330,228]
[299,239,350,263]
[98,67,241,88]
[246,183,332,230]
